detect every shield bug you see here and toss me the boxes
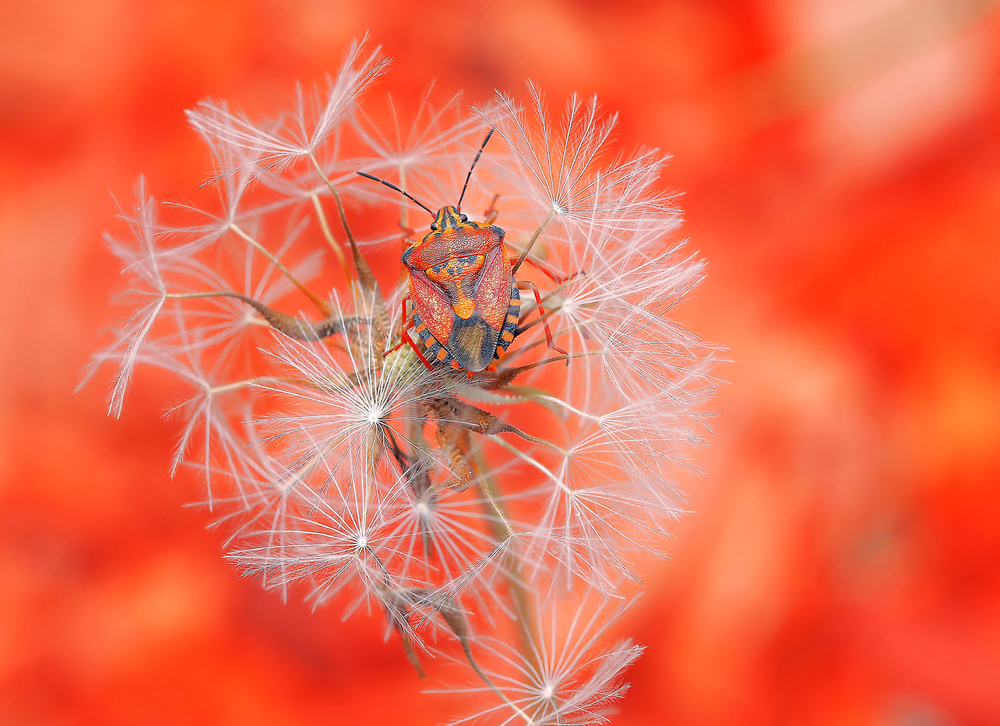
[358,128,562,373]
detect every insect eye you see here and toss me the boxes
[459,214,468,222]
[430,224,438,231]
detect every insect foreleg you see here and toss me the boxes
[482,194,500,225]
[398,220,417,243]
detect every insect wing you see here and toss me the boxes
[403,222,513,372]
[473,243,514,334]
[406,265,457,346]
[438,242,512,372]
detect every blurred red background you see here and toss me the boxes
[2,0,999,723]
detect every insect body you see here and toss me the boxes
[402,205,520,372]
[358,128,559,374]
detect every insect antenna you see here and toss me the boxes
[456,126,495,211]
[356,172,435,217]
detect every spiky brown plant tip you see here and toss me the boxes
[88,37,717,724]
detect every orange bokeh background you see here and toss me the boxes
[2,1,999,724]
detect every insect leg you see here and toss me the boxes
[482,194,500,225]
[405,332,436,371]
[517,255,583,285]
[384,296,414,356]
[382,296,435,370]
[515,280,567,358]
[402,300,438,371]
[397,220,417,243]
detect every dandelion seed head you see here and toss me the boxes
[93,41,715,723]
[364,402,386,424]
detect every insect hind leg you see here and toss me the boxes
[515,279,567,361]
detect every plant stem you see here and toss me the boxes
[309,192,352,280]
[475,461,541,680]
